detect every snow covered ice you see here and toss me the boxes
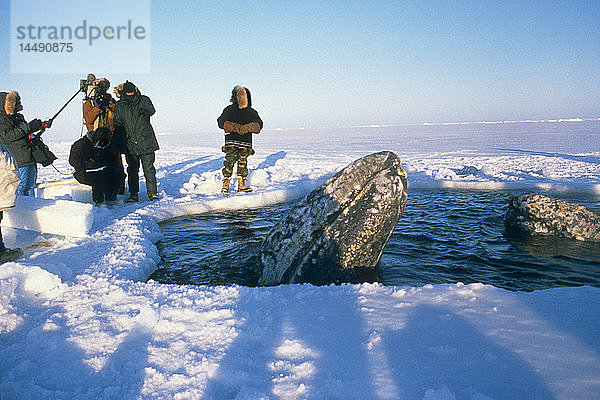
[1,121,600,399]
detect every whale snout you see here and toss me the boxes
[259,151,408,286]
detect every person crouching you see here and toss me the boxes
[69,127,125,206]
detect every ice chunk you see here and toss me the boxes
[3,196,94,237]
[35,178,92,202]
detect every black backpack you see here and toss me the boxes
[28,135,57,167]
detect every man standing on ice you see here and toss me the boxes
[217,85,263,193]
[0,91,49,196]
[113,81,159,202]
[0,137,22,263]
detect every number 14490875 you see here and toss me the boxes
[19,42,73,52]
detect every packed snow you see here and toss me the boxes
[1,121,600,399]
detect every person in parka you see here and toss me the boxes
[83,78,126,195]
[68,127,124,205]
[0,137,23,263]
[0,91,49,196]
[113,81,159,202]
[217,85,263,193]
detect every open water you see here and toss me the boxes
[149,189,600,291]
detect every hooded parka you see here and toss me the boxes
[0,91,36,167]
[217,86,263,154]
[113,86,159,156]
[69,128,124,203]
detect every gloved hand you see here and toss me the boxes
[27,119,43,133]
[238,122,261,134]
[19,121,29,134]
[43,119,53,129]
[223,121,241,133]
[248,122,261,133]
[237,124,249,135]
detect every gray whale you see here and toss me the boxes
[506,194,600,241]
[259,151,408,285]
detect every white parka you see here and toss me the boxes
[0,139,20,210]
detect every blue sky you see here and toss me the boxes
[0,0,599,136]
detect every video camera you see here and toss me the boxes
[81,74,109,96]
[40,73,99,136]
[80,74,113,109]
[79,73,96,93]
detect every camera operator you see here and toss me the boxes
[82,78,126,195]
[69,127,125,206]
[83,78,114,131]
[0,91,51,196]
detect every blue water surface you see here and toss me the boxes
[149,189,600,291]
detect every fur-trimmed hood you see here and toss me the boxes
[230,85,252,109]
[113,82,139,98]
[0,91,22,115]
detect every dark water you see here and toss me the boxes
[149,190,600,291]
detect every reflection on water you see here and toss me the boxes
[385,190,600,291]
[150,206,287,287]
[149,190,600,291]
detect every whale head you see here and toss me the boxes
[259,151,408,285]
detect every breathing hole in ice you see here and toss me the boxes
[149,189,600,290]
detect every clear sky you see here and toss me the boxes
[0,0,599,137]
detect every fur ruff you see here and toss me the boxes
[113,82,138,98]
[4,91,19,115]
[113,83,123,98]
[234,85,248,109]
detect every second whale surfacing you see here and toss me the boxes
[258,151,408,286]
[506,194,600,241]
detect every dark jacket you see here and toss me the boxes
[69,129,123,184]
[0,92,35,167]
[217,86,263,152]
[113,92,159,155]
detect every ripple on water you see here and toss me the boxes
[150,190,600,291]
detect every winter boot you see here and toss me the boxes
[126,193,138,203]
[237,177,252,192]
[221,177,231,193]
[105,190,118,205]
[0,247,23,264]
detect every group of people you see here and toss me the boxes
[70,79,160,205]
[0,82,262,262]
